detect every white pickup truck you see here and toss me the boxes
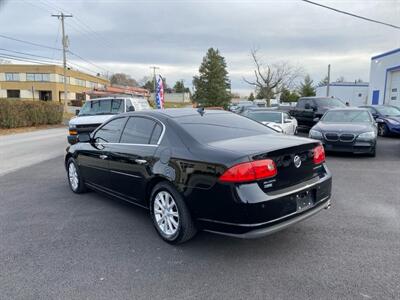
[68,96,151,144]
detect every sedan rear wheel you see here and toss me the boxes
[150,182,197,244]
[153,191,180,237]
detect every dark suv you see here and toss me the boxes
[289,97,346,129]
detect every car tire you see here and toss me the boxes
[67,158,87,194]
[150,181,197,244]
[378,123,388,136]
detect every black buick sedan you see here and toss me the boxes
[65,109,332,244]
[309,108,377,156]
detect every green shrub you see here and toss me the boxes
[0,99,63,128]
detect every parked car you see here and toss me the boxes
[359,105,400,136]
[68,96,151,144]
[309,108,377,156]
[231,100,257,113]
[241,107,298,134]
[253,99,267,107]
[66,109,332,244]
[289,97,346,129]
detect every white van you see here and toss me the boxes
[68,96,151,144]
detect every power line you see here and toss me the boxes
[0,48,61,62]
[301,0,400,30]
[69,50,110,74]
[0,53,62,65]
[38,0,116,50]
[0,34,62,51]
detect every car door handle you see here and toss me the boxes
[99,155,108,160]
[135,159,147,164]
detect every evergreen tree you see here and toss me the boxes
[248,92,255,101]
[280,88,299,103]
[173,81,185,93]
[192,48,231,107]
[317,76,329,87]
[299,75,316,97]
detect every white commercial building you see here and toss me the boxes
[316,82,369,106]
[368,48,400,107]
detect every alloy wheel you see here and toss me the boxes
[153,191,180,237]
[68,162,79,191]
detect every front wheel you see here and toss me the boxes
[67,158,87,193]
[150,182,197,244]
[378,123,388,136]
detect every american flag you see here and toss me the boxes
[155,75,165,109]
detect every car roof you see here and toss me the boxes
[119,108,230,119]
[86,95,145,101]
[299,96,339,100]
[245,107,281,112]
[326,108,369,112]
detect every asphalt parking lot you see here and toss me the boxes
[1,135,400,299]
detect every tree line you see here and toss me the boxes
[109,47,362,108]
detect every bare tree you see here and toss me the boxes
[243,49,303,106]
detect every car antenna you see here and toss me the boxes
[197,106,205,116]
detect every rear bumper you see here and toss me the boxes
[197,169,332,238]
[204,198,331,238]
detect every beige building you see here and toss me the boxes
[0,64,109,102]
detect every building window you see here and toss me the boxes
[26,73,50,82]
[7,90,20,98]
[75,79,86,87]
[58,75,70,84]
[392,88,398,93]
[5,73,20,81]
[88,81,97,88]
[391,96,397,101]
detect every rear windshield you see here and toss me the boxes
[79,99,124,116]
[176,112,275,143]
[246,111,281,123]
[314,98,346,108]
[322,110,372,123]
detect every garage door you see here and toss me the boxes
[388,70,400,106]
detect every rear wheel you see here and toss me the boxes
[378,123,388,136]
[150,182,197,244]
[67,158,87,193]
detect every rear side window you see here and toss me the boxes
[149,123,163,144]
[177,112,275,143]
[94,117,126,143]
[120,117,159,144]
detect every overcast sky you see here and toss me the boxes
[1,0,399,95]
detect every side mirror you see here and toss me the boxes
[313,117,320,122]
[75,109,80,116]
[372,113,378,119]
[284,118,292,123]
[304,103,311,109]
[311,105,317,111]
[77,133,91,143]
[127,106,135,112]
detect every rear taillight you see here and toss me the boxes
[219,159,277,183]
[313,145,325,164]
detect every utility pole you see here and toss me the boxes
[150,66,159,103]
[181,79,185,102]
[326,64,331,97]
[52,12,72,112]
